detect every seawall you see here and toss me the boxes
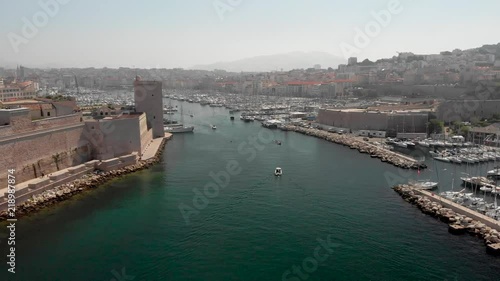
[286,126,426,170]
[0,135,171,221]
[393,184,500,255]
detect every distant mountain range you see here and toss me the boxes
[191,51,345,72]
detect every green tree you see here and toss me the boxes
[428,119,444,134]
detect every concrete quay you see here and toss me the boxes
[393,184,500,255]
[286,126,426,170]
[0,134,171,220]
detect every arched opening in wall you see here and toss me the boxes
[47,112,50,116]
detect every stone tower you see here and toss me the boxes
[134,76,163,138]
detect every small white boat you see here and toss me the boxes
[411,180,438,190]
[480,186,493,193]
[394,141,407,148]
[434,156,450,162]
[405,142,416,149]
[212,125,217,130]
[274,167,283,176]
[487,168,500,177]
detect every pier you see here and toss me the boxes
[393,184,500,255]
[287,125,426,170]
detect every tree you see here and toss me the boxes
[428,119,444,134]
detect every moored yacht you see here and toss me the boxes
[164,125,194,133]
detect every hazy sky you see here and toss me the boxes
[1,0,499,69]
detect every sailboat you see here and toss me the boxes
[411,160,438,190]
[164,102,194,133]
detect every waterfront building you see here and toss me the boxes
[0,80,39,101]
[467,123,500,147]
[317,108,429,137]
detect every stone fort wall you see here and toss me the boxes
[0,110,90,188]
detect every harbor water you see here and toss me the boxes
[1,101,500,281]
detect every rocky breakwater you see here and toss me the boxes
[393,184,500,255]
[0,137,169,221]
[287,126,426,170]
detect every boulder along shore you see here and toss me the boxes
[286,126,426,170]
[393,184,500,255]
[0,138,168,221]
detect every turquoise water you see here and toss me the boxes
[1,101,500,281]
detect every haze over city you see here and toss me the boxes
[1,0,500,70]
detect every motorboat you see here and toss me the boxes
[434,156,450,162]
[480,186,493,193]
[405,142,416,149]
[488,168,500,177]
[394,141,407,148]
[212,125,217,130]
[410,179,438,190]
[274,167,283,176]
[242,116,254,122]
[416,181,438,190]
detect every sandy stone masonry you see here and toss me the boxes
[0,109,90,188]
[0,133,172,219]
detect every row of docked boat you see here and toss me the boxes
[430,147,500,164]
[440,189,499,217]
[386,138,416,148]
[460,176,500,193]
[416,139,474,148]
